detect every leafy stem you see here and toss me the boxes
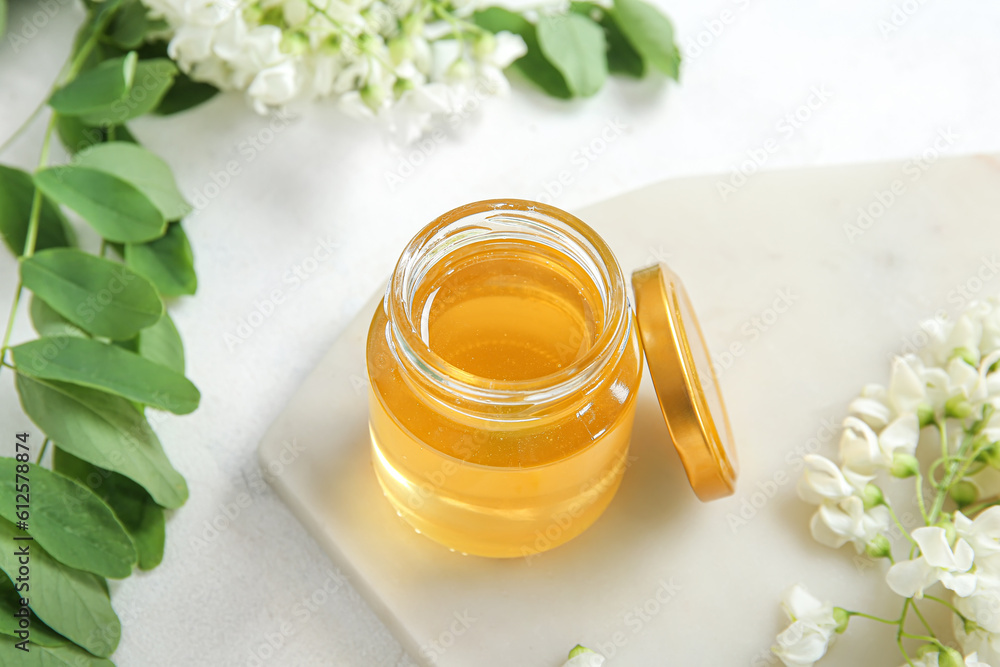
[0,111,59,378]
[0,1,115,155]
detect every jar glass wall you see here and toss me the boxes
[366,200,643,558]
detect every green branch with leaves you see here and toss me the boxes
[0,0,217,663]
[475,0,680,99]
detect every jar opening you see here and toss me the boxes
[386,200,630,404]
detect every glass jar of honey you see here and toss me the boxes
[366,200,737,558]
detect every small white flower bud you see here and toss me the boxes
[952,346,979,367]
[832,607,850,634]
[388,36,414,64]
[949,479,978,508]
[473,32,496,59]
[862,483,884,509]
[938,646,965,667]
[402,13,424,36]
[865,535,892,560]
[361,83,386,110]
[945,394,974,419]
[917,403,936,427]
[447,57,474,81]
[890,452,920,478]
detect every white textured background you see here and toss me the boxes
[2,0,1000,665]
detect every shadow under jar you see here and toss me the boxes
[366,200,643,558]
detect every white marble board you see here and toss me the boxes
[259,155,1000,666]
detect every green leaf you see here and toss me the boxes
[0,635,115,666]
[611,0,680,79]
[75,142,191,221]
[54,449,165,570]
[0,517,120,657]
[34,165,166,243]
[12,337,200,414]
[474,8,572,99]
[109,0,159,49]
[20,248,163,340]
[154,72,219,116]
[138,310,185,373]
[0,165,75,258]
[71,0,125,65]
[537,13,607,97]
[56,115,136,155]
[80,58,179,126]
[15,374,188,508]
[0,0,7,38]
[600,11,645,77]
[155,71,219,115]
[0,575,67,647]
[125,223,197,296]
[0,460,136,578]
[29,296,87,339]
[48,52,138,117]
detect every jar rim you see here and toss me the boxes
[384,198,631,405]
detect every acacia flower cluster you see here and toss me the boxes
[774,297,1000,666]
[140,0,527,140]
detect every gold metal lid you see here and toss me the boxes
[631,264,738,501]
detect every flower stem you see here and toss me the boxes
[924,594,968,622]
[846,610,901,625]
[914,470,930,524]
[886,501,918,547]
[897,598,914,666]
[964,496,1000,516]
[900,631,943,646]
[910,601,936,638]
[928,421,958,524]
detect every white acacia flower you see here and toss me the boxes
[248,60,301,113]
[924,356,987,411]
[924,312,983,368]
[979,298,1000,356]
[838,414,919,474]
[886,526,976,598]
[141,0,522,140]
[978,349,1000,401]
[771,585,839,667]
[955,574,1000,635]
[906,651,992,667]
[386,82,455,143]
[964,654,991,667]
[984,407,1000,446]
[810,496,890,552]
[887,354,930,416]
[847,384,892,430]
[955,508,1000,572]
[797,455,870,505]
[954,611,1000,667]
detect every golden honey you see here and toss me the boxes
[367,200,643,557]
